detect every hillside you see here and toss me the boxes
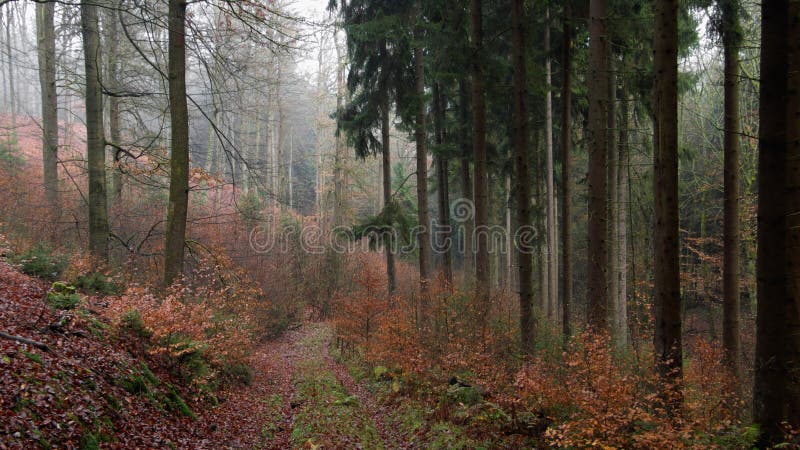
[0,260,208,448]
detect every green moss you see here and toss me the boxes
[162,386,196,419]
[80,432,99,450]
[120,374,149,395]
[22,350,43,364]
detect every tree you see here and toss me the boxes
[544,6,557,322]
[587,0,609,330]
[36,1,58,214]
[82,0,109,262]
[753,0,800,444]
[511,0,533,352]
[433,82,453,285]
[163,0,190,286]
[414,0,431,299]
[471,0,490,322]
[333,0,412,295]
[615,80,630,348]
[459,78,473,283]
[719,0,741,379]
[104,3,123,201]
[652,0,682,387]
[560,1,573,341]
[607,50,620,345]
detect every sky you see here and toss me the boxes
[287,0,336,80]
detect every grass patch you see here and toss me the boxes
[289,325,383,449]
[22,350,44,365]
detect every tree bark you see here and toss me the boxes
[458,78,473,283]
[434,82,453,286]
[652,0,682,388]
[786,0,800,434]
[720,0,741,380]
[561,3,573,341]
[753,0,800,444]
[378,40,397,295]
[545,7,557,322]
[616,83,630,348]
[471,0,490,324]
[104,3,122,202]
[607,52,621,346]
[82,0,109,262]
[512,0,533,352]
[587,0,609,330]
[37,2,58,215]
[414,3,431,300]
[6,11,16,129]
[163,0,189,286]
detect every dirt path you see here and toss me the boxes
[199,327,305,449]
[201,322,406,449]
[320,330,412,449]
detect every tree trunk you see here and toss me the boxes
[607,53,621,345]
[434,82,453,286]
[753,0,800,444]
[512,0,533,352]
[380,39,397,295]
[720,0,741,380]
[471,0,490,324]
[37,2,58,215]
[536,131,549,316]
[82,0,109,262]
[333,34,346,229]
[505,174,512,290]
[587,0,609,330]
[616,83,630,348]
[652,0,682,388]
[561,3,573,341]
[104,3,122,202]
[6,12,16,129]
[545,7,557,322]
[414,3,431,300]
[277,67,285,208]
[458,78,473,283]
[163,0,189,285]
[786,0,800,433]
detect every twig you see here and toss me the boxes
[0,331,51,352]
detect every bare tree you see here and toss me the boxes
[82,0,109,261]
[163,0,189,285]
[37,1,58,213]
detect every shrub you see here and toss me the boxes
[107,255,266,388]
[64,254,121,295]
[11,244,66,280]
[73,272,120,295]
[46,282,81,310]
[119,310,152,339]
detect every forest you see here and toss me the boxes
[0,0,797,448]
